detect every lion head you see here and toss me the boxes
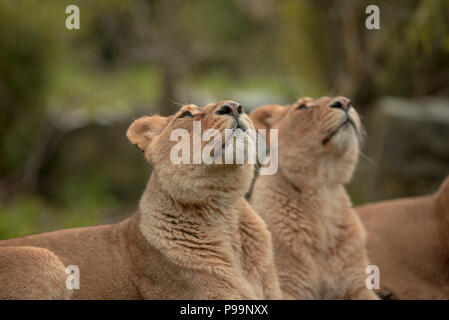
[250,96,363,186]
[127,100,257,202]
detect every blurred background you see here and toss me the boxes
[1,0,449,239]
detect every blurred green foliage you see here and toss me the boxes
[0,0,448,238]
[48,63,160,113]
[0,1,56,176]
[0,195,101,239]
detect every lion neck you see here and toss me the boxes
[137,170,243,271]
[257,165,353,252]
[276,166,351,215]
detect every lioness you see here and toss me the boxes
[0,101,281,300]
[357,175,449,299]
[249,96,378,299]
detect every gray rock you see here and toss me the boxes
[354,96,449,202]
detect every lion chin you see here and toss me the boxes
[248,96,378,300]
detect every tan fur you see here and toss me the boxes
[0,246,71,299]
[249,96,378,299]
[0,101,281,300]
[357,175,449,299]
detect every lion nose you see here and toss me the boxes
[329,98,352,111]
[216,102,243,118]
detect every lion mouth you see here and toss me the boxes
[222,125,243,150]
[231,118,247,131]
[322,116,356,145]
[221,119,251,150]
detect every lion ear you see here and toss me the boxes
[126,115,168,151]
[250,104,285,131]
[250,104,285,148]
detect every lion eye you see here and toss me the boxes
[179,111,194,119]
[296,104,309,110]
